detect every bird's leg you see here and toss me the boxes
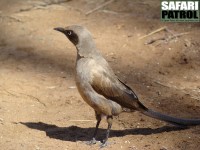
[100,115,113,148]
[87,112,101,145]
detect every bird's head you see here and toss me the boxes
[54,25,98,57]
[54,25,92,47]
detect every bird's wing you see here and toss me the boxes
[90,65,142,109]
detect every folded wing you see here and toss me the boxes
[90,66,146,110]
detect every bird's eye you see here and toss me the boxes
[67,31,72,35]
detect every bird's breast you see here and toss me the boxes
[75,58,96,103]
[75,58,122,115]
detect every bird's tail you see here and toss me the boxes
[142,108,200,126]
[117,80,200,126]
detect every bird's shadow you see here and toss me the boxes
[20,122,188,142]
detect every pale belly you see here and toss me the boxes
[75,57,122,116]
[75,70,122,116]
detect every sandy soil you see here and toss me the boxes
[0,0,200,149]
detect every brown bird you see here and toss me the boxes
[54,25,200,147]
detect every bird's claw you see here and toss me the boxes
[86,138,100,145]
[100,142,108,148]
[99,140,115,148]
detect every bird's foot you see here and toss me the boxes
[99,140,116,148]
[100,142,108,148]
[86,138,100,145]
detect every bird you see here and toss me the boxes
[54,25,200,147]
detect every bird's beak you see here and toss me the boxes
[54,27,65,33]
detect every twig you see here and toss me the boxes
[154,81,171,88]
[0,86,19,97]
[145,37,166,45]
[154,81,200,101]
[145,32,189,45]
[165,27,175,36]
[19,93,46,107]
[69,120,95,122]
[100,10,119,15]
[0,86,46,107]
[19,0,70,12]
[139,26,167,40]
[85,0,115,16]
[0,15,23,22]
[166,32,189,41]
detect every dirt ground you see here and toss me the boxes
[0,0,200,150]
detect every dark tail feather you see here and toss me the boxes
[142,109,200,126]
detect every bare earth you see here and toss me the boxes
[0,0,200,150]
